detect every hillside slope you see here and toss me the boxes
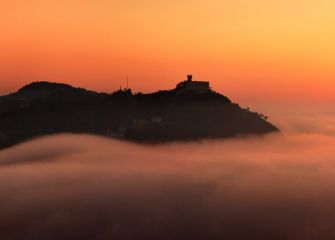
[0,81,279,149]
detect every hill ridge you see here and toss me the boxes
[0,77,279,149]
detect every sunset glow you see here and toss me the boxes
[2,2,335,239]
[1,0,334,102]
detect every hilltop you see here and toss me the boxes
[0,76,279,149]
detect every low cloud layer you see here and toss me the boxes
[1,110,335,240]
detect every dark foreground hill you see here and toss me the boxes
[0,79,279,149]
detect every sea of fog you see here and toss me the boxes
[1,104,335,240]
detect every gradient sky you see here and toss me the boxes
[0,0,334,103]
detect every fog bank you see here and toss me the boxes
[1,111,335,240]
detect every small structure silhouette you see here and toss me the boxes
[176,74,210,94]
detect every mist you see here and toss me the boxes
[1,107,335,240]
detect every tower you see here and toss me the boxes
[187,74,193,81]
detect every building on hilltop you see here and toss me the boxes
[176,74,210,94]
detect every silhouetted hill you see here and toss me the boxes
[19,81,75,92]
[16,81,99,101]
[0,79,279,149]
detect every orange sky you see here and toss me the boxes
[0,0,334,103]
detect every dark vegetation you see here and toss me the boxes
[0,81,279,149]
